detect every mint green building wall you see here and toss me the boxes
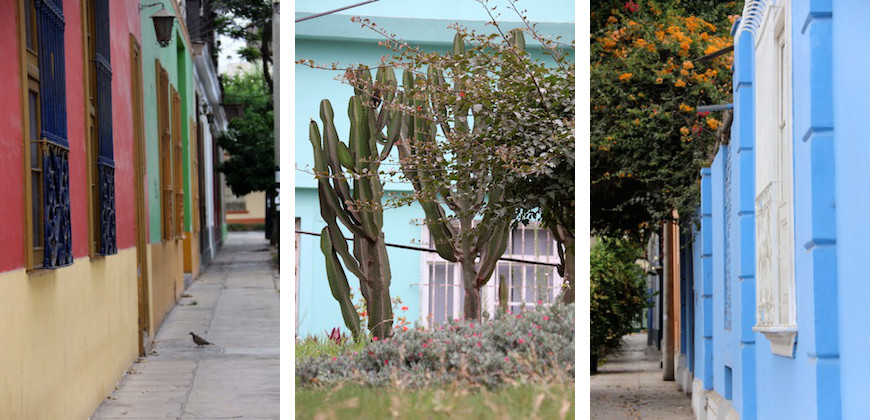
[141,0,195,243]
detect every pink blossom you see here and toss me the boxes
[528,332,533,337]
[507,332,512,336]
[625,1,639,13]
[537,299,543,305]
[373,336,379,341]
[477,342,482,347]
[384,360,389,365]
[504,357,510,362]
[543,316,549,321]
[470,323,474,328]
[332,357,337,361]
[516,314,522,319]
[518,339,525,344]
[423,343,428,348]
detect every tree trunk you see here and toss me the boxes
[561,236,575,304]
[461,258,482,320]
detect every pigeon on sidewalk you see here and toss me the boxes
[189,332,212,347]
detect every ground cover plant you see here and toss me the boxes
[296,303,574,389]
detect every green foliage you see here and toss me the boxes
[214,0,274,91]
[590,238,648,354]
[591,1,742,239]
[217,71,274,197]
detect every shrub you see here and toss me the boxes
[590,238,648,355]
[296,303,574,389]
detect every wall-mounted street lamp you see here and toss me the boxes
[140,3,176,47]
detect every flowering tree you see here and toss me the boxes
[591,0,741,238]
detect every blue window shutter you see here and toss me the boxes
[36,0,73,267]
[95,0,116,255]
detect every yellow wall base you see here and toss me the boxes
[0,250,138,419]
[148,240,185,339]
[183,231,200,277]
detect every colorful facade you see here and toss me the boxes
[682,1,870,419]
[294,1,574,337]
[0,1,225,417]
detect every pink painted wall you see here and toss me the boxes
[0,6,25,272]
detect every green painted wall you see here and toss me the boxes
[141,0,195,244]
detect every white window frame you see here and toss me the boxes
[419,222,562,328]
[752,0,797,358]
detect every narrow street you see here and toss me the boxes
[91,232,279,420]
[591,333,694,420]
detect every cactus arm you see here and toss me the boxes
[320,100,361,224]
[320,226,363,340]
[310,121,367,238]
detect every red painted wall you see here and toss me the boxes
[66,0,142,257]
[0,2,143,273]
[65,0,88,258]
[110,0,143,251]
[0,6,25,272]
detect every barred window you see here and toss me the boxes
[20,0,73,268]
[420,223,562,327]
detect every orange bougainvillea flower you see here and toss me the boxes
[707,118,721,130]
[608,16,618,24]
[655,77,663,84]
[619,73,633,81]
[679,103,693,113]
[683,60,694,70]
[675,79,686,87]
[680,127,690,136]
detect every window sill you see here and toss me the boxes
[753,324,797,357]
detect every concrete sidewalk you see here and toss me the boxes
[591,333,694,420]
[92,232,279,420]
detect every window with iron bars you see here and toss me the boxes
[419,222,562,327]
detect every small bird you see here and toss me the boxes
[189,332,212,347]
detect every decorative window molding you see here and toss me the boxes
[752,0,796,358]
[419,223,561,328]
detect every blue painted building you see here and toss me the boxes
[685,1,870,418]
[294,1,574,338]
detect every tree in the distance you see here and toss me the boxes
[217,71,274,197]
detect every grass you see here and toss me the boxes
[295,382,575,419]
[295,335,366,360]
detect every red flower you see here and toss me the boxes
[373,336,379,341]
[470,323,475,328]
[625,1,639,12]
[518,338,525,344]
[504,357,510,362]
[401,306,408,311]
[459,91,466,98]
[402,326,409,332]
[423,343,428,348]
[543,316,549,321]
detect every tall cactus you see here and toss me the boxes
[309,65,402,339]
[392,32,529,320]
